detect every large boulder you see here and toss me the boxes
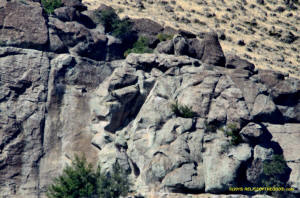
[173,35,189,56]
[187,38,205,60]
[131,18,164,36]
[258,70,300,122]
[226,54,255,71]
[200,32,226,67]
[0,1,48,49]
[240,122,264,143]
[154,32,225,67]
[53,6,79,22]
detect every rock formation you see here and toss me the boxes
[0,0,299,198]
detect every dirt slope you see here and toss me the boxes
[83,0,300,78]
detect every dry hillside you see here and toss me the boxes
[83,0,300,78]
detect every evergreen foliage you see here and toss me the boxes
[46,155,130,198]
[95,8,133,40]
[41,0,62,15]
[262,154,289,187]
[157,33,174,42]
[171,100,195,118]
[124,36,153,57]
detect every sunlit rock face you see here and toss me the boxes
[0,1,299,197]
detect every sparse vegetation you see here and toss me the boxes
[124,36,153,57]
[41,0,62,15]
[95,8,133,40]
[171,100,195,118]
[222,123,242,146]
[46,154,131,198]
[262,154,289,187]
[157,33,174,42]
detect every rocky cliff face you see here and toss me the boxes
[0,0,299,198]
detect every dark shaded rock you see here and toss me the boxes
[69,35,107,61]
[155,40,174,54]
[178,29,196,39]
[237,40,246,46]
[201,32,226,67]
[61,0,87,11]
[258,70,285,88]
[256,0,265,5]
[173,35,189,56]
[258,70,300,122]
[280,31,298,44]
[226,54,255,73]
[165,5,174,12]
[105,35,127,61]
[0,1,48,50]
[131,18,164,36]
[48,28,67,53]
[54,6,78,22]
[187,38,205,60]
[48,17,92,48]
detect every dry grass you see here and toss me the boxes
[83,0,300,78]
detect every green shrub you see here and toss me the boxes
[47,155,131,198]
[262,154,289,187]
[41,0,62,15]
[171,100,195,118]
[157,33,174,42]
[222,123,242,146]
[124,36,153,57]
[97,162,131,198]
[111,19,133,40]
[95,8,133,40]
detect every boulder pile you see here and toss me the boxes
[0,0,299,197]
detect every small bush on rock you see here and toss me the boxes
[171,100,195,118]
[222,123,242,145]
[157,33,174,42]
[46,154,131,198]
[262,154,289,187]
[124,36,153,57]
[95,8,133,40]
[41,0,62,15]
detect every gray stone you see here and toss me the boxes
[0,47,50,197]
[266,123,300,192]
[240,122,264,143]
[173,35,189,56]
[155,40,174,54]
[200,32,226,67]
[0,1,48,49]
[251,94,279,122]
[91,131,113,150]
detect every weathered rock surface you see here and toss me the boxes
[265,123,300,193]
[0,2,299,198]
[0,47,50,197]
[0,1,48,49]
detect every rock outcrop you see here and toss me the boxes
[0,1,299,198]
[0,1,48,50]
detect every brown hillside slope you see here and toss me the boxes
[83,0,300,78]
